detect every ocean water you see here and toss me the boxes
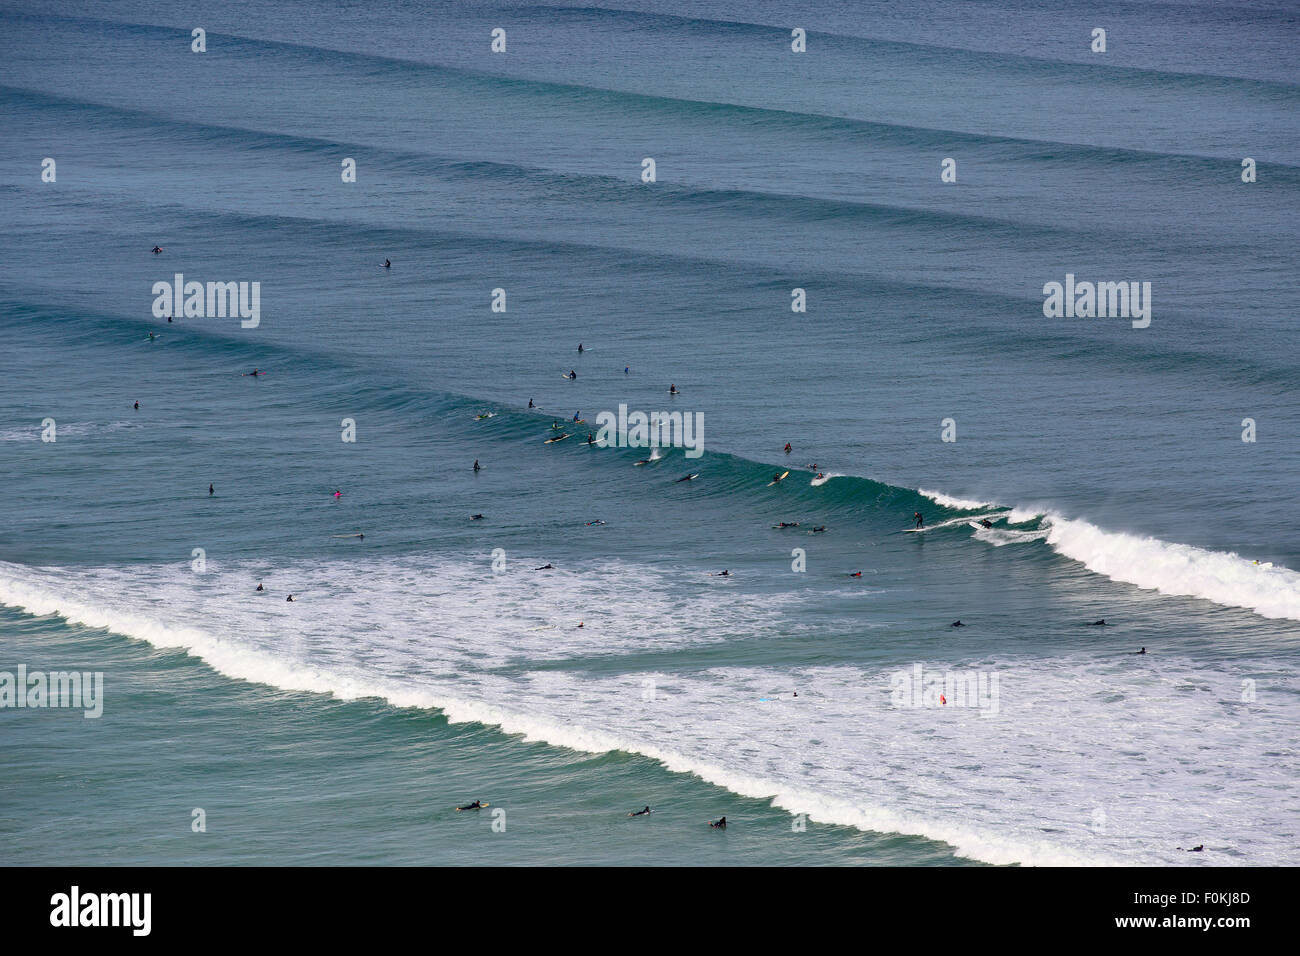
[1,0,1297,866]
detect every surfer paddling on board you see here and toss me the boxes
[457,800,484,811]
[1135,647,1146,655]
[914,512,924,529]
[628,806,652,817]
[535,563,554,570]
[709,816,727,829]
[714,570,731,577]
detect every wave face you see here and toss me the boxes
[2,0,1298,865]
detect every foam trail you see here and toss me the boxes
[918,489,1001,510]
[1042,516,1300,621]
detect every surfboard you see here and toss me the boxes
[767,471,790,486]
[545,434,569,443]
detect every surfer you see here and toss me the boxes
[167,315,173,323]
[624,366,629,375]
[914,512,924,529]
[1135,647,1146,655]
[815,472,825,480]
[256,583,264,592]
[628,806,652,817]
[471,514,485,520]
[585,519,605,526]
[849,571,862,577]
[245,369,262,377]
[675,473,697,482]
[133,401,139,410]
[950,620,964,627]
[709,817,727,829]
[573,411,581,422]
[528,399,535,409]
[568,370,577,380]
[714,570,731,577]
[576,622,584,628]
[775,522,799,528]
[332,490,342,498]
[457,800,483,811]
[577,343,584,354]
[980,519,993,528]
[151,246,163,255]
[384,259,391,269]
[811,526,827,533]
[668,384,678,394]
[147,332,156,342]
[209,483,214,496]
[286,594,295,602]
[585,433,596,445]
[784,443,792,454]
[1089,619,1107,626]
[535,563,554,570]
[473,459,480,472]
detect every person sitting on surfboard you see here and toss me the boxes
[668,384,678,394]
[209,483,214,496]
[133,401,139,410]
[286,595,295,602]
[568,370,577,379]
[629,806,651,817]
[709,816,727,829]
[256,583,264,591]
[577,343,584,353]
[473,460,480,472]
[384,259,391,269]
[573,411,581,421]
[528,398,535,408]
[914,512,924,528]
[152,246,163,254]
[784,443,792,454]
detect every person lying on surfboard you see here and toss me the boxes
[628,806,652,817]
[456,800,484,811]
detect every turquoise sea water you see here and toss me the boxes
[1,0,1297,865]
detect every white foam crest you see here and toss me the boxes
[918,489,1001,511]
[1042,516,1300,621]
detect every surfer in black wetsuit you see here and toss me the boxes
[256,583,264,592]
[951,620,964,627]
[568,370,577,380]
[1135,647,1146,655]
[471,514,484,520]
[776,522,799,528]
[167,315,173,322]
[473,459,480,472]
[980,519,993,528]
[1089,619,1107,626]
[914,512,924,528]
[586,433,596,444]
[457,800,483,811]
[811,526,827,533]
[286,594,295,602]
[628,806,651,817]
[209,483,214,496]
[675,474,696,482]
[133,401,139,410]
[384,259,391,269]
[577,343,584,354]
[668,384,678,394]
[714,570,731,577]
[535,563,554,570]
[528,399,535,408]
[152,246,163,254]
[709,816,726,829]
